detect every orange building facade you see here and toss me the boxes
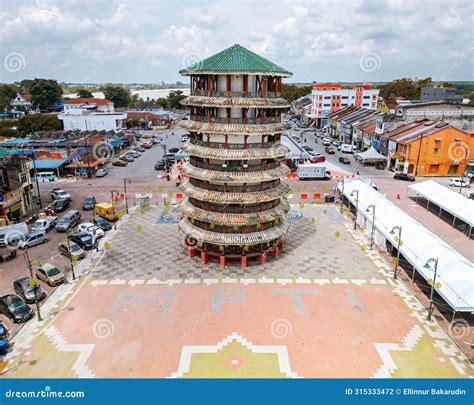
[385,120,473,176]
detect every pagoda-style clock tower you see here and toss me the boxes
[178,44,292,268]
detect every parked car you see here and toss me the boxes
[120,155,134,162]
[50,188,71,201]
[303,146,313,152]
[58,241,86,260]
[333,141,342,147]
[95,168,108,177]
[325,146,335,154]
[449,178,470,188]
[394,172,415,182]
[36,263,65,286]
[128,151,141,158]
[168,147,180,154]
[31,216,58,233]
[93,216,113,231]
[55,210,81,232]
[338,156,351,165]
[82,195,96,211]
[154,161,166,171]
[52,198,70,213]
[13,277,47,304]
[78,223,105,239]
[17,231,48,249]
[112,161,127,167]
[135,146,146,152]
[0,320,9,341]
[69,232,95,250]
[0,294,34,323]
[142,142,152,149]
[310,155,326,163]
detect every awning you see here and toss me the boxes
[408,180,474,228]
[338,179,474,312]
[354,147,387,163]
[32,159,67,170]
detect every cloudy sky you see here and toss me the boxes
[1,0,472,84]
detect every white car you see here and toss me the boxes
[18,231,48,249]
[50,188,71,201]
[449,178,470,188]
[322,138,332,146]
[77,223,105,239]
[95,168,108,177]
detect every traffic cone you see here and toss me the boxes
[396,193,400,200]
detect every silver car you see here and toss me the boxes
[18,231,48,249]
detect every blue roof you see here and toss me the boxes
[32,159,67,170]
[109,138,123,148]
[0,138,29,145]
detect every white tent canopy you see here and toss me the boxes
[408,180,474,229]
[338,179,474,312]
[354,147,387,163]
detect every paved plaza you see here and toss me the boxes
[1,204,471,379]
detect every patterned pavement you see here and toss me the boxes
[1,203,471,379]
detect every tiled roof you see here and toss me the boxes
[65,98,111,105]
[179,44,292,77]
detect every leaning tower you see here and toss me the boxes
[178,44,292,268]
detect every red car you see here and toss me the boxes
[142,143,152,149]
[112,161,128,167]
[310,155,326,163]
[325,146,335,154]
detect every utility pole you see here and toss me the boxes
[66,230,76,281]
[391,226,402,279]
[111,190,119,230]
[123,178,131,214]
[23,250,42,321]
[425,258,439,321]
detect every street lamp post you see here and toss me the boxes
[424,257,439,321]
[390,226,402,279]
[66,230,76,281]
[350,189,359,231]
[123,178,131,214]
[366,204,376,250]
[339,178,345,208]
[459,146,469,194]
[23,250,42,321]
[111,189,119,230]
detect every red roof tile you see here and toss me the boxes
[65,98,111,105]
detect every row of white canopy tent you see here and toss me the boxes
[337,179,474,312]
[407,180,474,237]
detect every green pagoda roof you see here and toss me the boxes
[179,44,292,77]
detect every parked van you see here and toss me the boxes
[340,144,354,154]
[35,172,57,182]
[95,203,118,221]
[297,164,332,180]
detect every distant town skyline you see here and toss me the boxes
[1,0,472,84]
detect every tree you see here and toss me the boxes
[29,78,63,112]
[77,89,93,98]
[0,119,20,137]
[167,90,186,109]
[282,84,312,102]
[17,114,62,135]
[377,77,432,101]
[101,84,132,107]
[0,83,19,112]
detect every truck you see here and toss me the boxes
[297,164,332,180]
[340,144,354,154]
[31,216,58,233]
[0,222,28,247]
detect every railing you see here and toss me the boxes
[189,178,280,192]
[191,139,277,150]
[190,116,281,125]
[189,159,281,172]
[189,197,281,214]
[191,90,281,99]
[191,220,275,234]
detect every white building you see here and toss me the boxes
[11,93,34,111]
[309,83,379,127]
[59,98,127,131]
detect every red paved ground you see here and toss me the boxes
[52,282,415,377]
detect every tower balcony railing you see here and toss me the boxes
[191,139,277,150]
[190,116,281,125]
[189,159,281,172]
[190,90,281,99]
[189,197,281,214]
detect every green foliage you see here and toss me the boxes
[101,84,132,107]
[377,77,432,101]
[282,84,312,102]
[0,83,19,112]
[0,119,19,138]
[76,89,93,98]
[17,114,62,135]
[29,78,63,111]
